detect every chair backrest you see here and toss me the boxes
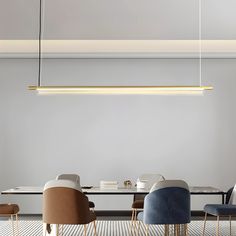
[43,179,92,225]
[56,174,82,191]
[134,174,165,201]
[143,180,190,225]
[228,185,236,204]
[138,174,165,190]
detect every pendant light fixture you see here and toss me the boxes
[28,0,213,95]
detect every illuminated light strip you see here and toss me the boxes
[28,86,213,95]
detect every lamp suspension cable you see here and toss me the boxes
[199,0,202,87]
[38,0,42,87]
[29,0,213,95]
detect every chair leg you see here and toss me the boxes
[130,209,135,229]
[137,220,140,235]
[10,214,15,236]
[229,215,232,236]
[165,224,169,236]
[184,224,188,236]
[15,214,19,236]
[84,224,87,236]
[174,224,178,236]
[174,224,181,236]
[216,216,220,236]
[56,224,59,236]
[134,209,137,228]
[43,223,47,236]
[93,221,97,236]
[202,212,207,236]
[61,224,64,236]
[177,224,180,236]
[145,224,149,236]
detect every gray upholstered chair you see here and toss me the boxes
[43,179,97,236]
[131,174,165,227]
[0,204,20,236]
[56,174,95,210]
[203,186,236,236]
[137,180,191,236]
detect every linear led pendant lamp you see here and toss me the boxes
[28,0,213,95]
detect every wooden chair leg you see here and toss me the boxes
[177,224,180,236]
[174,224,178,236]
[56,224,59,236]
[184,224,188,236]
[15,214,19,236]
[165,224,169,236]
[10,214,15,236]
[137,220,140,235]
[43,223,47,236]
[61,224,64,236]
[145,224,149,236]
[174,224,180,236]
[130,209,135,229]
[84,224,87,236]
[44,224,47,236]
[229,215,232,236]
[202,212,207,236]
[216,216,220,236]
[93,221,97,236]
[134,209,137,228]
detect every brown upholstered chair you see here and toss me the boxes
[56,174,95,210]
[0,203,20,236]
[131,174,165,228]
[43,179,97,236]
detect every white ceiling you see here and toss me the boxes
[0,0,236,39]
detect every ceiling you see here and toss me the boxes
[1,0,236,40]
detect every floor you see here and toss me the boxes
[0,216,235,235]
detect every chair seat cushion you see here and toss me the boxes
[132,200,144,209]
[89,201,95,208]
[204,204,236,216]
[0,204,19,215]
[137,212,144,221]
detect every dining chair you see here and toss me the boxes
[56,174,95,210]
[0,203,20,236]
[137,180,191,236]
[43,179,97,236]
[131,174,165,228]
[203,186,236,236]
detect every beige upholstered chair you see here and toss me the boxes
[131,174,165,228]
[43,179,97,236]
[0,203,20,236]
[56,174,95,210]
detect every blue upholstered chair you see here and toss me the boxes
[203,186,236,236]
[131,174,165,228]
[137,180,191,236]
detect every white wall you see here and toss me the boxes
[1,0,236,213]
[0,58,236,213]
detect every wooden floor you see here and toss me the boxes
[0,218,235,235]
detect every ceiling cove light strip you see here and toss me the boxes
[28,86,213,95]
[28,0,213,95]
